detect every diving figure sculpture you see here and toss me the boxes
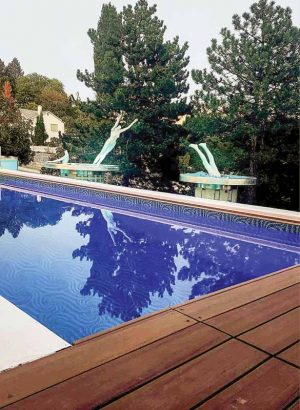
[46,150,69,164]
[189,143,221,177]
[93,114,138,166]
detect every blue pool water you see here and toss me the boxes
[0,186,299,343]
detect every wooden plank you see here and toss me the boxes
[5,323,229,410]
[198,359,300,410]
[174,265,299,310]
[76,252,297,347]
[0,310,195,407]
[78,266,297,346]
[75,306,170,345]
[104,340,267,410]
[205,283,300,336]
[239,308,300,354]
[176,266,300,320]
[278,342,300,367]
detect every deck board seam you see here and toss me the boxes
[174,287,300,324]
[272,339,300,358]
[0,322,206,406]
[173,265,299,310]
[204,304,300,339]
[235,335,300,358]
[1,331,232,409]
[200,282,300,323]
[191,358,300,410]
[74,308,172,345]
[1,266,298,409]
[235,305,300,338]
[190,357,272,410]
[96,339,267,409]
[276,339,300,367]
[283,396,300,410]
[276,355,300,370]
[178,308,300,359]
[74,266,299,345]
[94,339,235,409]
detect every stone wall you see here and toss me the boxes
[31,146,56,163]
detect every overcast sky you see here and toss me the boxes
[1,0,299,99]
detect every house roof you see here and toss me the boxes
[19,108,38,121]
[19,109,63,123]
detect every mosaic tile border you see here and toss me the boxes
[0,174,299,246]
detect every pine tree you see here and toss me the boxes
[78,3,124,111]
[0,82,32,164]
[191,0,300,208]
[6,58,24,80]
[33,112,48,145]
[0,59,9,89]
[78,0,190,182]
[5,57,24,95]
[0,59,6,77]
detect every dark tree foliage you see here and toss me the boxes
[33,112,48,145]
[77,0,190,182]
[0,58,11,90]
[78,3,124,106]
[0,82,32,164]
[191,0,300,209]
[0,190,68,239]
[0,57,24,94]
[0,59,6,77]
[5,58,24,80]
[72,208,296,321]
[15,73,75,123]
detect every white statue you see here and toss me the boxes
[46,150,69,164]
[189,143,221,177]
[93,114,138,165]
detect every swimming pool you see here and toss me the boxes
[0,179,299,343]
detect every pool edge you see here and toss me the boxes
[0,169,299,224]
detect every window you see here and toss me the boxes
[50,123,58,132]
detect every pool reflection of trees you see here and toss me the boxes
[0,189,69,238]
[72,209,297,322]
[1,189,296,323]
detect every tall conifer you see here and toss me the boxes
[192,0,299,207]
[78,0,190,181]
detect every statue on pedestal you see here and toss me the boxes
[93,114,138,165]
[189,143,221,177]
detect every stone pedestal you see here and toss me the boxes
[180,172,256,203]
[43,162,120,183]
[195,185,238,202]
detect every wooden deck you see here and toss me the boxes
[0,265,299,410]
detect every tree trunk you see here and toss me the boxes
[247,135,257,204]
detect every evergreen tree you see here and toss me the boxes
[0,59,9,90]
[33,112,48,145]
[0,59,6,78]
[78,3,124,110]
[78,0,190,182]
[0,82,32,164]
[6,58,24,80]
[191,0,299,209]
[5,58,24,95]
